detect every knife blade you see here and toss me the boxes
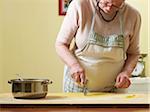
[83,79,88,96]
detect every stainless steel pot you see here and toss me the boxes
[8,79,52,99]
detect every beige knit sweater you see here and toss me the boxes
[56,0,141,75]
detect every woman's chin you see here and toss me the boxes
[103,10,116,15]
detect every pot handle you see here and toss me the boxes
[41,80,53,85]
[8,80,12,84]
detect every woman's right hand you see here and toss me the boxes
[70,63,86,86]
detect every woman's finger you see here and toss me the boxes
[115,76,121,88]
[116,75,120,84]
[122,78,131,88]
[74,73,80,83]
[80,72,85,85]
[116,77,126,88]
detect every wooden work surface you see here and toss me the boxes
[0,92,149,105]
[0,93,149,112]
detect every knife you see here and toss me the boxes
[83,79,88,96]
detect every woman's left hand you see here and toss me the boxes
[115,72,131,88]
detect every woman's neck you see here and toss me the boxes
[100,9,118,20]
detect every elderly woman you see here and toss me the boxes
[55,0,141,92]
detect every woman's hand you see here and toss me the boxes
[70,63,86,86]
[115,72,131,88]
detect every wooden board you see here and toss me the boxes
[0,92,149,104]
[0,107,149,112]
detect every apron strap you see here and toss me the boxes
[119,11,126,60]
[90,1,98,33]
[119,11,124,36]
[90,9,96,32]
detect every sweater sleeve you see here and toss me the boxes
[121,10,141,76]
[56,0,80,45]
[126,11,141,55]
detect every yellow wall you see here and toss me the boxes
[1,0,64,93]
[0,0,3,93]
[148,2,149,77]
[0,0,149,93]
